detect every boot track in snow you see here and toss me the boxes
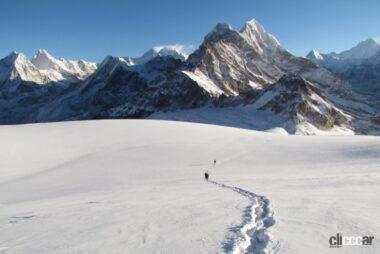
[209,181,279,254]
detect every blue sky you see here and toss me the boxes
[1,0,379,62]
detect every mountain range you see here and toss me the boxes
[306,38,380,99]
[0,19,379,135]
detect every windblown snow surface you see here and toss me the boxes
[0,120,379,254]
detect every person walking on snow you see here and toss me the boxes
[204,172,209,181]
[205,160,216,181]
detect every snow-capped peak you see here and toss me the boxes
[148,45,188,59]
[1,51,33,68]
[129,45,188,65]
[30,49,97,82]
[204,23,235,43]
[210,23,234,35]
[241,19,265,33]
[338,38,380,60]
[0,52,30,75]
[31,49,59,70]
[240,19,281,53]
[306,50,324,61]
[0,51,50,84]
[151,44,187,55]
[201,19,281,54]
[358,38,379,47]
[4,51,24,63]
[308,38,380,63]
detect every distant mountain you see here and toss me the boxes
[37,56,210,122]
[0,46,184,87]
[31,49,97,82]
[126,45,188,66]
[306,38,380,98]
[0,19,379,135]
[0,50,97,85]
[339,38,380,60]
[0,52,50,85]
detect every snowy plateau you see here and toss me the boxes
[0,120,379,254]
[0,18,379,254]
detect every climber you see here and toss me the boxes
[204,172,209,181]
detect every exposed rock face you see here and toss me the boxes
[186,21,284,96]
[36,56,212,122]
[185,19,351,101]
[82,57,211,119]
[256,75,352,132]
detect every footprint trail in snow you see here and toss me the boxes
[209,181,279,254]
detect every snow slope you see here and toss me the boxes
[0,120,379,254]
[150,104,355,136]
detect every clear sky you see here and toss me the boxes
[1,0,379,62]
